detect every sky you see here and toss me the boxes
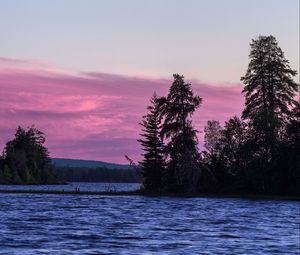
[0,0,299,163]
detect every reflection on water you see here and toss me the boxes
[0,184,299,254]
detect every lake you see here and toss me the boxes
[0,182,141,192]
[0,183,299,254]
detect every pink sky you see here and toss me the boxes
[0,57,244,163]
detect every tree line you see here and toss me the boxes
[138,35,299,195]
[53,166,141,183]
[0,35,298,192]
[0,126,141,184]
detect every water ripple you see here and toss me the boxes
[0,185,299,254]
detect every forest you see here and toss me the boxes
[138,35,299,195]
[0,35,299,196]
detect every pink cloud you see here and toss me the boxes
[0,57,244,163]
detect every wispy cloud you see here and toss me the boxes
[0,57,244,163]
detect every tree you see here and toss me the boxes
[138,93,165,190]
[287,102,300,193]
[157,74,202,192]
[274,102,300,194]
[2,126,57,184]
[218,116,247,174]
[241,35,298,191]
[204,120,222,156]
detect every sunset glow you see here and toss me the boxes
[0,58,244,163]
[0,0,298,163]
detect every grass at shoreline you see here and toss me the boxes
[0,189,299,201]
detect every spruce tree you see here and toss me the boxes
[157,74,202,192]
[138,93,165,190]
[241,35,298,191]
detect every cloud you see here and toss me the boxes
[0,57,244,163]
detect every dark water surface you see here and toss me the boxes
[0,182,141,192]
[0,185,299,254]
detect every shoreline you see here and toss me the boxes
[0,189,299,201]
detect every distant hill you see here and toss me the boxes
[51,158,130,170]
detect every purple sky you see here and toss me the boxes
[0,58,243,163]
[0,0,298,163]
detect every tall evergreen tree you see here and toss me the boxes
[241,35,298,159]
[138,93,165,190]
[157,74,202,192]
[241,35,298,191]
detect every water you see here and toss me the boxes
[0,182,141,192]
[0,184,299,254]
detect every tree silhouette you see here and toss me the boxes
[241,35,298,191]
[219,116,247,174]
[138,93,165,190]
[1,126,57,184]
[157,74,202,192]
